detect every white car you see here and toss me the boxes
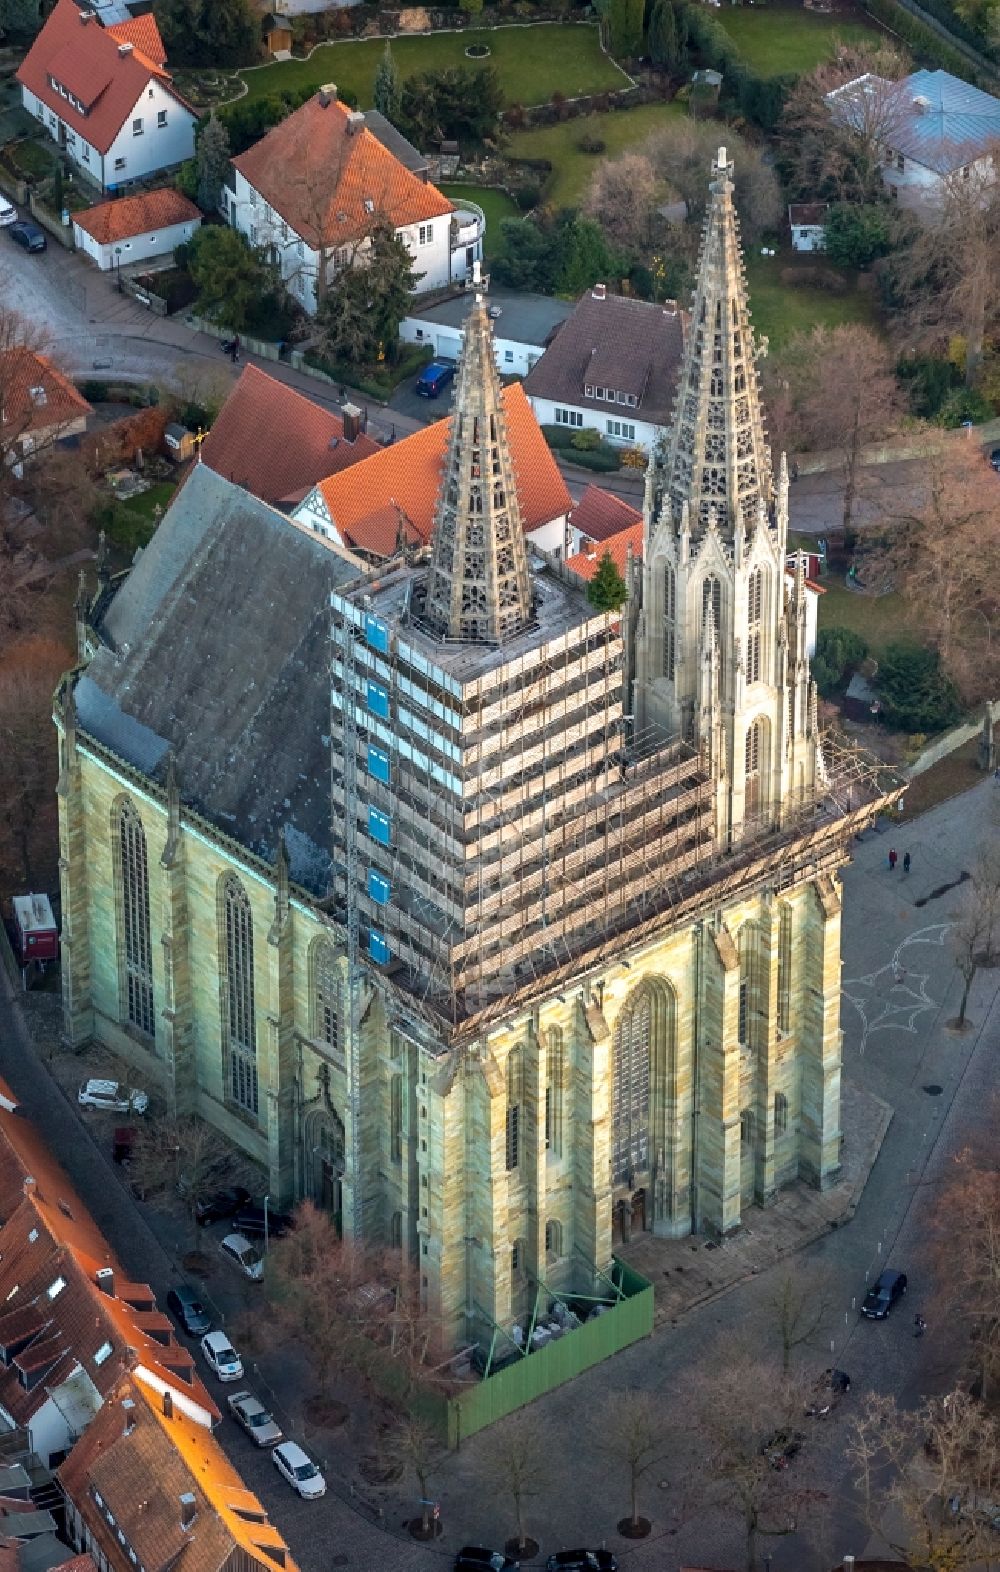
[200,1330,243,1382]
[228,1389,282,1445]
[0,199,17,227]
[272,1440,326,1499]
[219,1232,263,1282]
[78,1078,149,1114]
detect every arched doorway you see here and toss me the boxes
[304,1108,345,1234]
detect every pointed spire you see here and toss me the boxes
[423,263,533,645]
[660,147,774,541]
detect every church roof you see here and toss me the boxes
[77,466,362,893]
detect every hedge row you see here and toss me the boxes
[863,0,984,84]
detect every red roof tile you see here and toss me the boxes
[566,520,644,582]
[310,382,571,557]
[105,14,167,67]
[1,349,92,441]
[73,188,200,245]
[16,0,189,157]
[570,483,642,543]
[232,92,453,249]
[198,364,380,507]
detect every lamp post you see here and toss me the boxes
[115,245,123,293]
[263,1193,270,1254]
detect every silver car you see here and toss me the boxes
[228,1389,282,1445]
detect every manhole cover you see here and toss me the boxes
[923,1084,943,1096]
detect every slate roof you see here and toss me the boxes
[827,68,1000,175]
[73,188,201,244]
[523,289,684,426]
[0,350,92,440]
[79,466,362,894]
[788,203,828,226]
[361,108,429,178]
[569,483,642,543]
[232,89,453,249]
[405,288,572,350]
[197,364,380,507]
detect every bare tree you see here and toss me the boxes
[928,1134,1000,1400]
[948,844,1000,1028]
[390,1415,442,1537]
[0,636,70,889]
[584,152,659,256]
[128,1115,241,1240]
[600,1388,669,1535]
[484,1415,546,1554]
[778,43,911,203]
[848,1389,1000,1572]
[769,1268,835,1374]
[643,120,782,244]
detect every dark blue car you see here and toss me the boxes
[416,360,455,398]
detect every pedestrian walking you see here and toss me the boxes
[913,1313,926,1338]
[888,848,898,870]
[903,851,911,874]
[892,961,906,987]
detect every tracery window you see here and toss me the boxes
[663,562,676,681]
[545,1027,564,1157]
[116,800,154,1037]
[745,717,765,817]
[222,876,257,1115]
[747,566,763,685]
[702,575,722,642]
[611,993,651,1183]
[506,1047,523,1172]
[774,1092,788,1134]
[311,939,342,1053]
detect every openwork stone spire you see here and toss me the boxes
[424,265,534,644]
[660,147,773,538]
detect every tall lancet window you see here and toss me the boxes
[116,800,154,1038]
[747,567,763,685]
[222,875,258,1116]
[745,717,766,818]
[702,575,722,641]
[611,991,651,1183]
[662,562,676,680]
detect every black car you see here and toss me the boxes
[990,447,1000,473]
[455,1550,520,1572]
[167,1284,212,1335]
[861,1267,908,1320]
[8,221,46,253]
[545,1553,618,1572]
[195,1185,252,1226]
[234,1203,294,1239]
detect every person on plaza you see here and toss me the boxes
[914,1313,926,1338]
[903,851,911,874]
[888,848,898,870]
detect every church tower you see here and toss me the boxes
[634,147,818,843]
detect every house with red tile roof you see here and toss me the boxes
[567,482,642,555]
[72,188,201,271]
[227,86,477,314]
[0,349,92,465]
[293,382,571,557]
[197,364,380,508]
[16,0,196,194]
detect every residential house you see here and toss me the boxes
[788,202,828,251]
[72,188,201,271]
[565,481,641,557]
[523,285,685,453]
[16,0,196,194]
[399,288,573,378]
[227,87,475,314]
[293,381,572,556]
[1,350,92,468]
[826,68,1000,210]
[60,1377,296,1572]
[0,1081,218,1470]
[196,363,380,508]
[0,1517,96,1572]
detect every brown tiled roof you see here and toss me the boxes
[523,289,684,427]
[309,382,570,557]
[232,90,453,249]
[105,14,167,67]
[198,364,380,507]
[569,483,642,544]
[0,350,92,441]
[788,203,828,226]
[16,0,189,157]
[566,520,644,582]
[73,189,201,245]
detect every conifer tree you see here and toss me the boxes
[373,41,401,122]
[196,114,231,215]
[647,0,680,68]
[587,551,628,612]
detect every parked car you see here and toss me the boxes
[200,1330,243,1382]
[167,1285,212,1336]
[228,1389,283,1446]
[415,360,455,399]
[455,1550,521,1572]
[271,1440,326,1499]
[990,447,1000,473]
[219,1232,264,1282]
[195,1186,252,1226]
[545,1554,618,1572]
[861,1268,908,1320]
[78,1078,148,1115]
[0,199,17,227]
[8,221,46,252]
[234,1203,294,1240]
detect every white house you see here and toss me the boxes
[228,87,478,315]
[16,0,196,194]
[826,67,1000,212]
[789,202,828,252]
[523,285,685,453]
[400,287,572,376]
[72,186,201,269]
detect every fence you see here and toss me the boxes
[27,191,73,250]
[906,702,998,778]
[122,276,169,316]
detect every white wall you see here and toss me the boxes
[28,1394,73,1469]
[397,215,451,293]
[882,150,994,212]
[74,213,200,270]
[22,89,101,182]
[527,393,662,453]
[400,315,545,377]
[103,80,195,191]
[791,224,825,253]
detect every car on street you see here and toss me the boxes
[8,221,46,253]
[195,1186,252,1226]
[0,199,17,226]
[415,360,455,399]
[861,1267,908,1320]
[990,447,1000,473]
[234,1203,294,1240]
[219,1232,264,1281]
[166,1284,211,1336]
[78,1078,148,1114]
[227,1389,283,1446]
[545,1553,618,1572]
[271,1440,326,1499]
[455,1550,521,1572]
[200,1330,243,1382]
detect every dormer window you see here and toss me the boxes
[94,1340,113,1366]
[364,198,374,214]
[27,1229,37,1243]
[46,1276,66,1299]
[29,386,47,408]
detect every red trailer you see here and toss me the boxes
[11,894,58,966]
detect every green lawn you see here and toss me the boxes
[716,7,879,75]
[744,254,875,349]
[440,183,519,259]
[236,23,627,109]
[815,579,915,657]
[508,100,684,208]
[128,481,177,522]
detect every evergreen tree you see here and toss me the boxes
[608,0,644,58]
[555,217,624,298]
[0,0,40,40]
[185,226,277,331]
[647,0,679,67]
[373,41,401,122]
[587,551,628,611]
[196,114,231,215]
[318,220,422,366]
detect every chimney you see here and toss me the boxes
[179,1493,196,1531]
[78,9,93,20]
[592,283,606,301]
[341,402,361,443]
[162,1390,173,1419]
[22,1176,35,1196]
[843,1559,856,1572]
[346,110,365,135]
[122,1398,136,1436]
[317,83,337,108]
[117,40,133,54]
[96,1266,115,1297]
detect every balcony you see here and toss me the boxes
[449,199,485,279]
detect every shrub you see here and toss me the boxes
[812,627,868,698]
[577,133,607,154]
[515,183,542,210]
[565,446,622,472]
[79,380,109,403]
[877,642,962,733]
[570,428,602,450]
